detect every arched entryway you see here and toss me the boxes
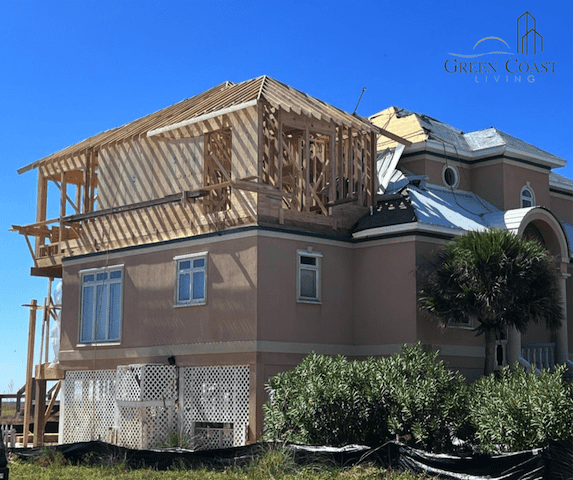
[504,207,571,368]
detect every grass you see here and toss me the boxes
[8,448,434,480]
[0,402,17,419]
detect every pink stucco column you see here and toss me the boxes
[556,268,570,365]
[508,326,521,367]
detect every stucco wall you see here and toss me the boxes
[60,234,258,370]
[549,194,573,224]
[352,238,418,346]
[256,235,354,345]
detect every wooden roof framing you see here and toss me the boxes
[18,76,399,176]
[13,76,413,277]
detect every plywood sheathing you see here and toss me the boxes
[370,106,428,151]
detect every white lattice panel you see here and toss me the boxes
[62,371,116,443]
[195,427,234,450]
[181,365,250,448]
[116,405,176,449]
[115,364,178,402]
[62,364,249,450]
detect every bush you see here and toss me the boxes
[263,343,468,452]
[468,364,573,452]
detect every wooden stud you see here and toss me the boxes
[304,126,310,212]
[24,234,39,268]
[278,110,283,192]
[45,278,52,364]
[337,127,343,201]
[84,152,91,214]
[370,131,377,207]
[330,132,336,205]
[35,174,48,253]
[44,380,61,419]
[23,299,37,448]
[33,379,46,447]
[257,100,264,184]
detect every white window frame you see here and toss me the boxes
[297,250,322,304]
[442,165,459,188]
[79,265,124,345]
[446,317,473,329]
[521,184,535,208]
[174,251,208,307]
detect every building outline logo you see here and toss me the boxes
[443,10,555,82]
[517,11,543,55]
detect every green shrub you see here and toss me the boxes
[263,343,468,452]
[468,364,573,452]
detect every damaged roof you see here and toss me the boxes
[353,171,573,257]
[371,106,566,168]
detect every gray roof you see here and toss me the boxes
[392,108,566,168]
[355,171,573,257]
[550,172,573,193]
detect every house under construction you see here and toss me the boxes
[13,76,573,449]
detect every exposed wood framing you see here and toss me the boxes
[64,189,208,223]
[23,299,37,448]
[15,151,99,276]
[203,128,232,214]
[14,78,395,276]
[257,102,375,221]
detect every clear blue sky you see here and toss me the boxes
[0,0,571,393]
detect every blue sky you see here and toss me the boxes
[0,0,571,393]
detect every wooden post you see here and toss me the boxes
[330,133,336,204]
[304,126,310,212]
[35,173,48,253]
[33,379,46,447]
[38,297,47,365]
[84,152,91,213]
[45,380,61,420]
[278,110,283,192]
[45,278,53,364]
[23,299,37,448]
[370,131,377,207]
[59,172,66,247]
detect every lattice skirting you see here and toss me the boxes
[181,365,250,449]
[62,365,250,450]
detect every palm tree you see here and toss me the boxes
[419,229,563,376]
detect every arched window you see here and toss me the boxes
[521,185,535,208]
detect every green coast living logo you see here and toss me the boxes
[444,11,556,83]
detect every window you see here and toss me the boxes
[446,316,472,329]
[521,185,535,208]
[297,250,322,303]
[175,252,207,306]
[80,266,123,343]
[442,165,459,188]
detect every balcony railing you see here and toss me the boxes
[521,343,555,371]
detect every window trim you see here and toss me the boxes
[520,184,535,208]
[297,250,322,304]
[78,264,124,345]
[446,317,473,330]
[174,251,208,307]
[442,165,459,188]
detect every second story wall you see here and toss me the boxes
[99,105,260,209]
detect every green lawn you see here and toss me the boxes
[8,449,433,479]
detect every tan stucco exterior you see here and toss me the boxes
[20,96,571,446]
